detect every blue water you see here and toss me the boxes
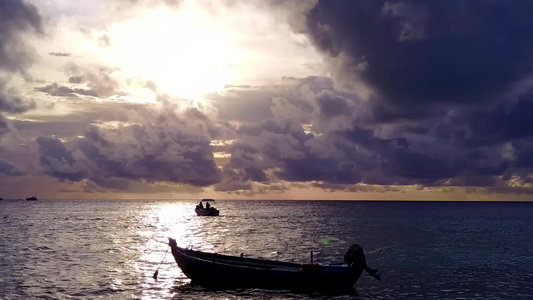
[0,200,532,299]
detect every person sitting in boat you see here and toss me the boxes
[199,202,203,209]
[205,202,210,209]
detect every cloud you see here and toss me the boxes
[5,0,533,198]
[36,136,87,182]
[305,1,533,108]
[10,101,136,140]
[452,90,533,147]
[35,83,98,98]
[0,0,43,73]
[213,166,253,192]
[0,158,23,175]
[0,114,10,136]
[68,76,85,84]
[0,80,36,113]
[222,113,365,185]
[63,66,122,98]
[208,75,533,193]
[49,52,71,57]
[35,103,222,189]
[0,0,42,122]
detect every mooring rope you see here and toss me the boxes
[153,245,170,279]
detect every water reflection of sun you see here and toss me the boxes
[132,201,211,300]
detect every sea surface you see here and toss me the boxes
[0,200,532,299]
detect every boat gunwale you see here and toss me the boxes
[175,246,304,271]
[172,243,356,274]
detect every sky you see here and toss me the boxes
[1,0,533,200]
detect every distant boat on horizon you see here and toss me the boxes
[26,196,38,201]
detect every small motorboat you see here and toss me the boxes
[195,198,219,216]
[26,196,38,201]
[167,238,381,292]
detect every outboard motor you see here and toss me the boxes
[344,244,382,281]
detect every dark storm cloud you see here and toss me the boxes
[339,122,512,186]
[224,114,370,185]
[36,137,87,182]
[209,81,376,188]
[516,146,533,169]
[208,74,533,193]
[305,0,533,107]
[241,0,533,193]
[77,125,220,187]
[0,0,42,122]
[451,89,533,148]
[35,104,222,189]
[278,157,362,184]
[0,158,22,175]
[0,114,9,136]
[0,0,43,73]
[315,90,351,119]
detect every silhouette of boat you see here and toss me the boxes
[195,198,219,216]
[168,238,381,292]
[26,196,38,201]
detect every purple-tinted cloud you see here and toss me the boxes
[305,1,533,108]
[35,104,222,189]
[69,76,85,84]
[0,114,9,136]
[35,83,98,98]
[0,0,43,73]
[0,158,22,175]
[0,0,42,133]
[6,0,533,197]
[36,137,87,182]
[208,73,533,193]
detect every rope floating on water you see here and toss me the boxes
[153,245,169,279]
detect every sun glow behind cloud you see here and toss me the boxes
[104,5,240,99]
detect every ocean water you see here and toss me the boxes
[0,200,532,300]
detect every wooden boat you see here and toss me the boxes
[195,198,219,216]
[168,238,381,292]
[26,196,38,201]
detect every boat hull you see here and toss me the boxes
[195,207,219,216]
[169,238,362,292]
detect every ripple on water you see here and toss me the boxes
[0,200,532,299]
